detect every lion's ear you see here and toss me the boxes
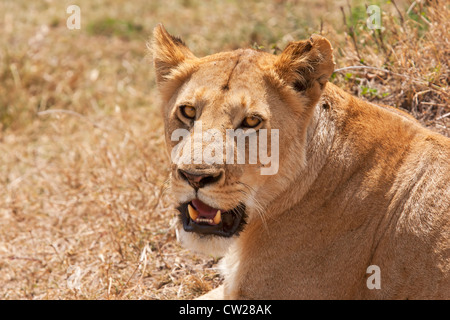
[151,24,196,84]
[274,35,335,103]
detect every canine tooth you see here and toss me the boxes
[188,204,199,221]
[213,210,221,225]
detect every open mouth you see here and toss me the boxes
[177,199,246,237]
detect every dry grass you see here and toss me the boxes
[331,0,449,135]
[0,0,448,299]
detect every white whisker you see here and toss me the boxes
[237,182,268,231]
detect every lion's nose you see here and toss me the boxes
[178,169,223,190]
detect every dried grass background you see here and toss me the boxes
[0,0,448,299]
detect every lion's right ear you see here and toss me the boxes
[151,24,196,84]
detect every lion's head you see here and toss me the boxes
[152,24,334,256]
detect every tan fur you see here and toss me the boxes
[152,24,450,299]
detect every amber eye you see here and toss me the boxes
[242,115,262,128]
[180,105,196,119]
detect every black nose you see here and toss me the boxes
[178,169,223,189]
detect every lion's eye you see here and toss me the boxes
[241,115,262,128]
[180,105,196,119]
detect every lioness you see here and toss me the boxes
[152,24,450,299]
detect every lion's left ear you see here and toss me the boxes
[274,35,335,103]
[151,24,196,84]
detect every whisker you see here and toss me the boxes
[236,182,268,231]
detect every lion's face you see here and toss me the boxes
[152,25,334,255]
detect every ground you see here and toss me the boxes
[0,0,448,299]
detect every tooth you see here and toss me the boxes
[213,210,221,225]
[188,204,199,221]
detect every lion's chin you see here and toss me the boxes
[176,227,237,258]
